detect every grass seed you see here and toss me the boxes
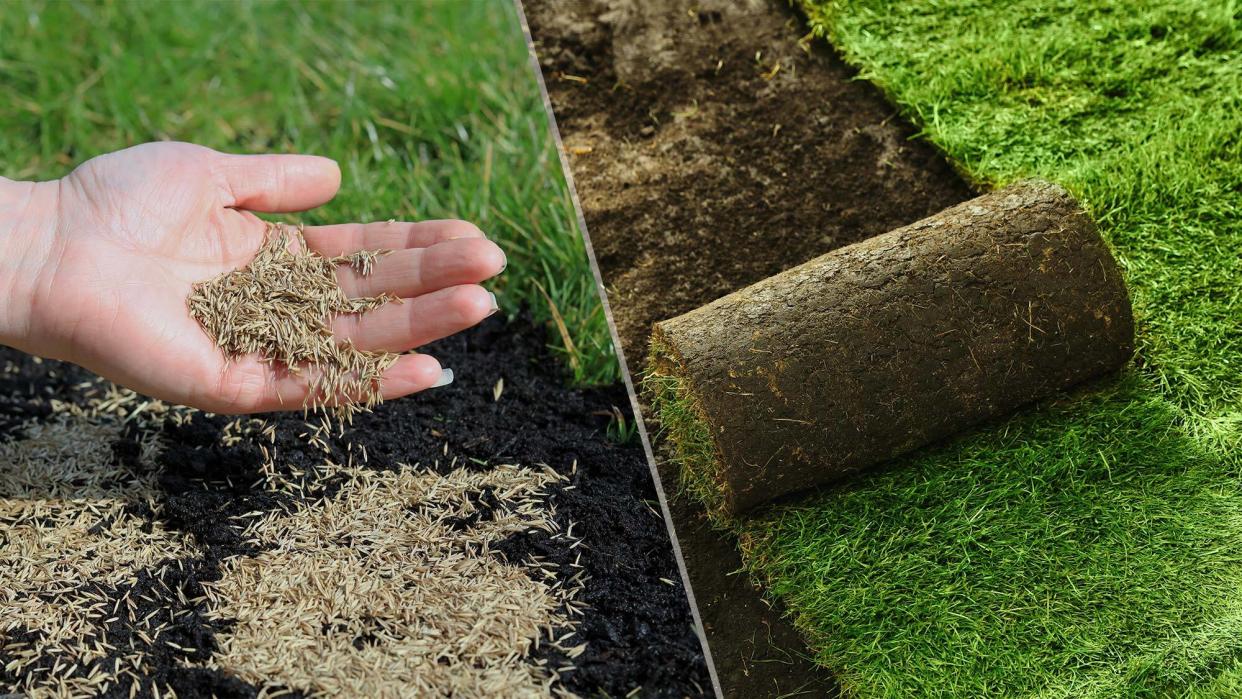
[188,222,397,420]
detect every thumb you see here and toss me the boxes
[215,151,342,212]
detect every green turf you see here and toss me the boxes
[657,0,1242,695]
[0,0,616,384]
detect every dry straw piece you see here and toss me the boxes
[188,222,398,419]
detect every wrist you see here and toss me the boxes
[0,176,60,352]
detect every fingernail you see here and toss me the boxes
[487,292,499,316]
[431,368,454,388]
[499,251,508,273]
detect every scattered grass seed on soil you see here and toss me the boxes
[188,222,397,419]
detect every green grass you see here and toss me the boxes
[799,0,1241,424]
[654,0,1242,695]
[0,0,617,384]
[743,376,1242,697]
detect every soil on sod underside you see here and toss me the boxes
[524,0,973,695]
[0,314,711,698]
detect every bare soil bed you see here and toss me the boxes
[524,0,973,694]
[0,314,710,698]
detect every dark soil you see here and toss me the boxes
[524,0,974,695]
[0,313,711,698]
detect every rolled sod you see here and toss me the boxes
[650,181,1134,515]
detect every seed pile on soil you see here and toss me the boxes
[0,406,578,697]
[205,462,582,697]
[0,415,196,698]
[0,313,710,698]
[650,181,1134,515]
[188,222,396,417]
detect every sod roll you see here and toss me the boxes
[651,181,1134,515]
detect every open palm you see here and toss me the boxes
[21,142,502,413]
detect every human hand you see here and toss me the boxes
[0,142,504,413]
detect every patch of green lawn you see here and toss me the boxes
[743,377,1242,698]
[673,0,1242,695]
[0,0,616,384]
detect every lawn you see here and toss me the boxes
[680,0,1241,696]
[0,0,616,384]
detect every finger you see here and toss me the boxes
[336,237,506,299]
[378,354,455,401]
[215,152,341,212]
[302,219,487,256]
[217,353,448,415]
[333,285,497,352]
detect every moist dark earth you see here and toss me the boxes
[0,314,711,698]
[524,0,974,695]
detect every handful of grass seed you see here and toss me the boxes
[188,222,397,419]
